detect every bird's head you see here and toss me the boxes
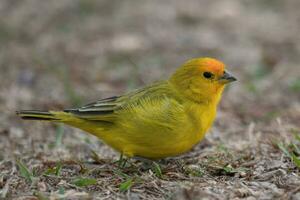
[170,57,236,104]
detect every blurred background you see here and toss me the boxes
[1,0,300,118]
[0,0,300,198]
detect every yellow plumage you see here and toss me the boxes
[17,57,236,159]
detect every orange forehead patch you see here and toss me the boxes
[183,57,226,75]
[199,58,225,74]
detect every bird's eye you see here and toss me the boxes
[203,72,213,79]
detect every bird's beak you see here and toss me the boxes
[218,71,237,84]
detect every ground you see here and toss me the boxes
[0,0,300,199]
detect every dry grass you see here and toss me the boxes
[0,0,300,199]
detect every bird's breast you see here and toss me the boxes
[186,102,217,143]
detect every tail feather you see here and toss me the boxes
[16,110,60,121]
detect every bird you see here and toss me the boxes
[17,57,236,160]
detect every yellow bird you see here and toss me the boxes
[17,57,236,159]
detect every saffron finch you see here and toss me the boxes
[17,57,236,159]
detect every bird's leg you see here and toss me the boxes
[133,157,163,177]
[117,153,128,168]
[133,156,153,165]
[133,156,160,171]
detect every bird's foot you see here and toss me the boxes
[115,153,129,168]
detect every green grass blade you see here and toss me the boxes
[58,186,65,195]
[72,178,97,187]
[44,162,62,176]
[55,162,63,176]
[113,169,130,179]
[16,159,33,182]
[292,143,300,155]
[119,178,133,192]
[152,162,162,178]
[55,124,64,147]
[277,142,291,157]
[291,153,300,169]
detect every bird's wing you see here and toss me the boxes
[64,95,122,121]
[118,92,186,131]
[64,81,182,123]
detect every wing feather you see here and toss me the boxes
[64,81,180,122]
[64,96,120,120]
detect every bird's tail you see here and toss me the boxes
[16,110,104,135]
[16,110,62,121]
